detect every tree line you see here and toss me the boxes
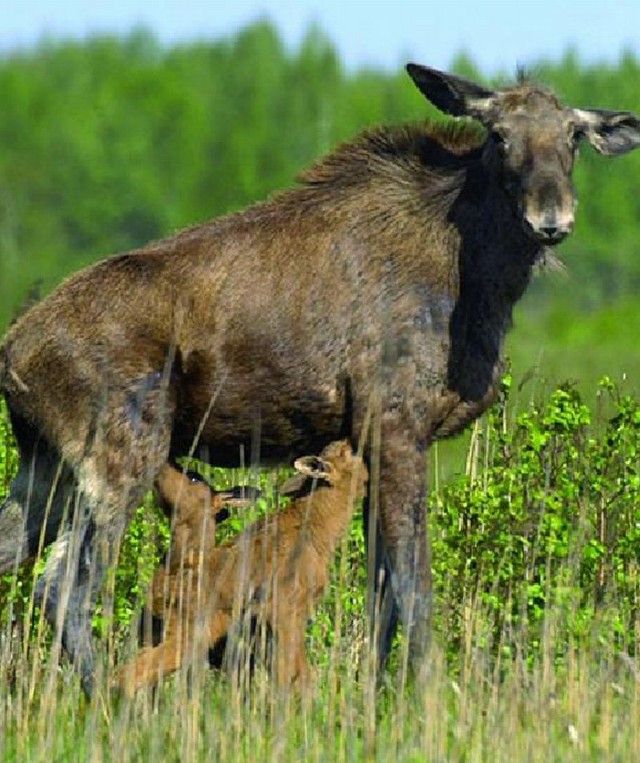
[1,22,639,327]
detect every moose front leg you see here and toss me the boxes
[368,415,432,679]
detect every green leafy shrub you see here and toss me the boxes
[430,377,640,667]
[2,380,639,674]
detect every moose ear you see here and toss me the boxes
[574,108,640,156]
[406,63,498,123]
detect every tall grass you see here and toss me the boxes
[0,380,639,762]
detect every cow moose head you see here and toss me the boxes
[407,63,640,244]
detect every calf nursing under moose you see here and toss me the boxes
[0,62,640,696]
[118,440,367,695]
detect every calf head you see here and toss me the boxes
[156,466,254,527]
[407,63,640,244]
[281,440,368,499]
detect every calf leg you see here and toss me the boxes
[118,609,230,695]
[272,607,310,689]
[117,613,187,696]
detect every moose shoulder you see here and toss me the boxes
[1,64,639,695]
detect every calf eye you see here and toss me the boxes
[308,457,324,472]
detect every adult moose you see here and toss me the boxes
[1,64,639,696]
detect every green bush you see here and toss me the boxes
[430,377,640,667]
[1,379,639,672]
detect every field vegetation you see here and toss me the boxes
[1,379,639,761]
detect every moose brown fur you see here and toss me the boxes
[117,440,367,694]
[1,64,639,695]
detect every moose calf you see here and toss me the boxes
[117,439,367,695]
[148,465,252,610]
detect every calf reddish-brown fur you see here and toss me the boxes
[117,440,367,694]
[1,64,639,694]
[151,465,249,604]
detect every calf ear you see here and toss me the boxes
[293,455,334,482]
[279,456,335,495]
[406,63,498,123]
[215,485,257,509]
[574,108,640,156]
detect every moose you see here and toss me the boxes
[1,64,639,696]
[118,440,367,695]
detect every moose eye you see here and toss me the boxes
[572,128,586,147]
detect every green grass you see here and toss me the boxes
[1,379,640,761]
[1,647,638,762]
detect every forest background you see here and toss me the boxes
[0,21,639,400]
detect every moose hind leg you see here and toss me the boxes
[0,430,74,575]
[0,485,32,575]
[34,518,110,696]
[33,482,153,696]
[34,372,175,695]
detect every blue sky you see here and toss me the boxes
[2,0,639,75]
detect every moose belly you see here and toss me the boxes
[173,374,348,467]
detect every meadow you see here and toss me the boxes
[0,375,638,762]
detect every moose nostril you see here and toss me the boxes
[538,223,572,243]
[524,210,574,243]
